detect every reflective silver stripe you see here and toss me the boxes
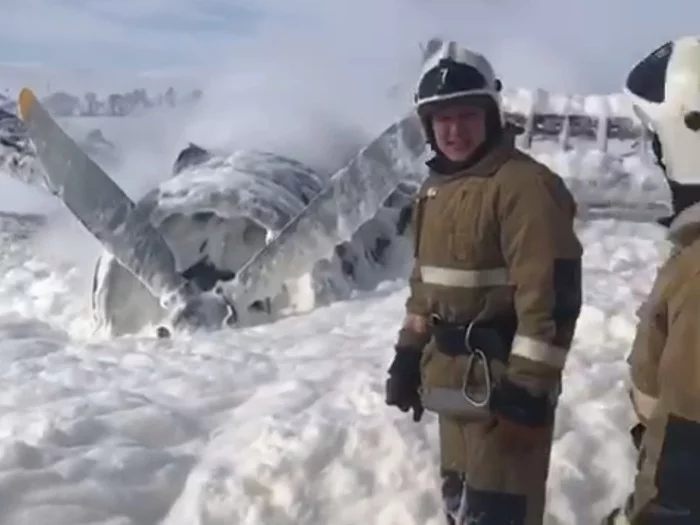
[419,266,509,288]
[631,385,658,422]
[419,386,491,421]
[511,335,568,369]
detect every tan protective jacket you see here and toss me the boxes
[397,132,583,393]
[627,201,700,519]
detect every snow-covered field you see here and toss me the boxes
[0,90,672,525]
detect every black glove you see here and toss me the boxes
[630,422,645,450]
[490,376,554,428]
[385,347,424,422]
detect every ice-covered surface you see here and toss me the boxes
[0,85,646,195]
[533,147,671,221]
[0,83,676,524]
[0,109,121,194]
[20,92,189,314]
[4,85,673,333]
[0,209,667,525]
[93,144,417,336]
[215,113,427,313]
[142,150,325,235]
[138,110,668,326]
[501,88,638,121]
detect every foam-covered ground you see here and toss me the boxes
[0,205,668,525]
[0,81,672,524]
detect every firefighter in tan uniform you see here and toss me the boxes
[610,36,700,525]
[384,41,583,525]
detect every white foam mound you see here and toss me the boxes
[532,146,671,221]
[0,209,665,525]
[0,87,673,337]
[143,150,325,235]
[91,149,414,336]
[92,143,670,337]
[501,88,637,121]
[0,109,121,193]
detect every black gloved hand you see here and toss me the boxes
[488,376,555,451]
[490,376,554,428]
[630,422,645,450]
[385,346,424,422]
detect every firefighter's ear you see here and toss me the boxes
[495,78,502,92]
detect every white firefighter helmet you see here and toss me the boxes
[414,40,502,116]
[625,35,700,185]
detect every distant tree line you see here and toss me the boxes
[0,86,203,117]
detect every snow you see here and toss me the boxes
[0,210,666,525]
[500,88,637,120]
[0,79,673,524]
[148,151,323,235]
[214,113,428,313]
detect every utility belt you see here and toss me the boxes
[419,313,517,421]
[428,313,516,359]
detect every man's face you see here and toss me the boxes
[431,103,486,162]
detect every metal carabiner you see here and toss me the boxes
[460,349,492,408]
[461,320,492,408]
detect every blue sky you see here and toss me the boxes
[1,0,700,93]
[0,0,263,69]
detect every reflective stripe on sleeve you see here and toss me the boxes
[511,335,568,369]
[419,266,509,288]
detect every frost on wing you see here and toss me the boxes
[84,86,671,336]
[92,149,332,335]
[137,149,325,236]
[217,112,429,309]
[92,138,420,335]
[0,107,121,193]
[0,108,49,192]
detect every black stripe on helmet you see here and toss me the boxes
[626,41,673,104]
[417,59,488,103]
